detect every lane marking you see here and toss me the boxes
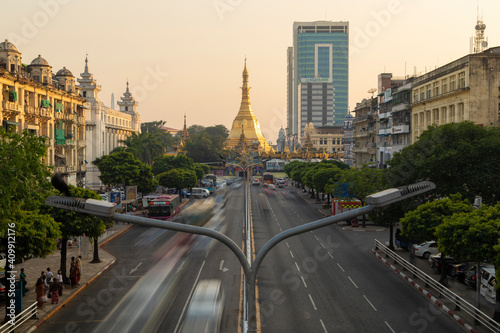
[385,321,396,333]
[320,243,326,250]
[337,263,345,272]
[320,319,329,333]
[289,251,294,259]
[308,294,318,310]
[286,242,290,248]
[174,260,207,331]
[301,276,308,288]
[348,276,358,289]
[314,235,319,241]
[328,252,334,259]
[295,262,301,272]
[363,295,377,311]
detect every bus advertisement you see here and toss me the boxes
[148,194,181,221]
[262,172,274,187]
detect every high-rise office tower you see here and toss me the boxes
[287,21,349,140]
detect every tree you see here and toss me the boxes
[41,186,108,283]
[0,129,59,319]
[400,194,472,285]
[157,169,197,202]
[331,167,388,227]
[93,151,157,193]
[387,122,500,205]
[313,167,343,204]
[437,203,500,318]
[185,132,224,163]
[152,154,196,176]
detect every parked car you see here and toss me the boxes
[428,253,459,274]
[414,241,439,259]
[480,267,497,304]
[450,262,474,283]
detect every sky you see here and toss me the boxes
[2,0,499,144]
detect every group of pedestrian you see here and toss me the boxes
[33,256,82,308]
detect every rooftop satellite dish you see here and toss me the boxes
[367,88,376,94]
[482,41,488,47]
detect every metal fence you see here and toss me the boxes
[0,302,37,333]
[374,240,500,333]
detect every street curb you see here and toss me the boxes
[28,257,116,331]
[370,249,478,333]
[342,227,386,232]
[289,189,330,217]
[100,223,135,247]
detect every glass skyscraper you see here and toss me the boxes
[287,21,349,138]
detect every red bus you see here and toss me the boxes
[148,195,181,221]
[262,172,274,187]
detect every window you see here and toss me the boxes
[414,93,418,102]
[426,85,431,99]
[449,104,456,122]
[83,91,87,97]
[458,72,465,89]
[433,82,439,96]
[449,75,456,91]
[458,103,465,121]
[441,79,448,94]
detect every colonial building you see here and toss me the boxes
[78,56,140,190]
[342,112,354,166]
[225,60,271,153]
[411,47,500,142]
[0,39,86,186]
[299,122,344,158]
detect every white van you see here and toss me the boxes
[191,188,209,198]
[480,266,496,304]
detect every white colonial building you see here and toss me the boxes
[78,56,141,190]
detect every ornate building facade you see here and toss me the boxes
[225,60,271,153]
[0,39,86,186]
[78,56,141,190]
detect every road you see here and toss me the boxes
[37,181,464,332]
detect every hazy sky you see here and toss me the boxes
[2,0,498,143]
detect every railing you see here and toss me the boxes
[1,101,20,113]
[64,114,76,122]
[373,240,500,333]
[391,102,410,113]
[0,301,37,333]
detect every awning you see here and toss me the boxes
[4,120,20,126]
[27,123,38,130]
[54,154,66,159]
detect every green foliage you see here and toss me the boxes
[157,169,197,191]
[387,122,500,205]
[331,167,387,204]
[400,194,472,244]
[438,203,500,264]
[152,154,195,175]
[194,164,205,180]
[185,131,226,163]
[313,167,343,195]
[10,210,61,261]
[93,151,156,193]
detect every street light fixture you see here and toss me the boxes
[46,180,435,333]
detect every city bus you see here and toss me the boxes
[148,194,181,221]
[262,172,274,187]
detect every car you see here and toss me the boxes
[480,267,497,303]
[413,241,439,259]
[252,178,260,186]
[428,253,459,274]
[450,262,474,283]
[269,184,276,190]
[180,279,225,333]
[464,264,494,289]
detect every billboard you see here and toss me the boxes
[126,186,137,200]
[109,192,122,209]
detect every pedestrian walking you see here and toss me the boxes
[56,270,63,296]
[20,268,28,296]
[69,262,79,289]
[46,267,54,294]
[35,278,46,308]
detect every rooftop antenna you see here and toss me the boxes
[473,0,487,53]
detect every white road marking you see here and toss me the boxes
[295,262,301,272]
[286,242,290,248]
[314,235,319,241]
[309,294,317,310]
[129,262,142,275]
[363,295,377,311]
[174,261,206,331]
[337,263,345,272]
[385,321,396,333]
[320,319,329,333]
[348,276,358,289]
[328,252,334,259]
[320,242,326,249]
[301,276,308,288]
[290,251,294,259]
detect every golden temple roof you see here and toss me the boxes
[225,59,271,153]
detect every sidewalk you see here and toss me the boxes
[1,221,134,333]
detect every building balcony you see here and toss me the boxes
[77,140,86,148]
[379,128,392,135]
[2,101,21,113]
[378,112,390,120]
[64,114,76,122]
[42,136,52,145]
[352,113,374,124]
[391,102,410,113]
[77,116,85,124]
[55,112,64,120]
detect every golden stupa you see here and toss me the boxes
[225,60,271,153]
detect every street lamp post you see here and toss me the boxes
[46,181,435,332]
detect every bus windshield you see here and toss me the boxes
[262,172,274,187]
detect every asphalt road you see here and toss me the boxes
[252,184,464,333]
[37,182,465,333]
